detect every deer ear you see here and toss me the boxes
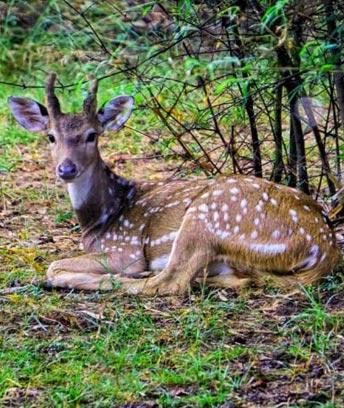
[97,96,134,130]
[8,97,49,132]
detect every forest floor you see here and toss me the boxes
[1,140,344,407]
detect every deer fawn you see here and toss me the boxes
[8,73,340,295]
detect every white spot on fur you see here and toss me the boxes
[255,203,263,212]
[213,190,224,196]
[289,209,298,223]
[221,204,229,212]
[272,230,280,239]
[250,243,286,254]
[165,201,180,208]
[199,204,209,213]
[240,199,247,208]
[130,236,140,246]
[157,231,178,243]
[251,230,258,239]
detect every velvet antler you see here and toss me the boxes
[45,73,61,119]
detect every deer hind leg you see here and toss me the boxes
[201,274,252,288]
[118,251,213,295]
[194,258,252,288]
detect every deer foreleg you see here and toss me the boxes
[46,252,144,290]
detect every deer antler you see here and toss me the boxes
[45,73,62,119]
[83,75,98,117]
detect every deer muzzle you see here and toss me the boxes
[57,158,78,181]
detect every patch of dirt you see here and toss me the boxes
[1,388,45,408]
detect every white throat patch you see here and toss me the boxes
[67,169,93,210]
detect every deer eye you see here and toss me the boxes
[47,134,55,143]
[86,132,97,143]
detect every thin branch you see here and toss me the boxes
[61,0,111,55]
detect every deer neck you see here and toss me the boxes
[67,157,136,248]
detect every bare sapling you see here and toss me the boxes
[8,73,341,295]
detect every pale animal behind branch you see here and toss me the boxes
[8,73,341,295]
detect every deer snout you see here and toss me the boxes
[57,159,78,181]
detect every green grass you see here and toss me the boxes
[1,284,344,407]
[1,87,344,406]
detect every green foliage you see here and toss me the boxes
[2,0,343,186]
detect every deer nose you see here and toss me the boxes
[57,159,77,180]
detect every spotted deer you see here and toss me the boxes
[8,73,341,295]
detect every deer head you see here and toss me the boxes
[8,73,133,182]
